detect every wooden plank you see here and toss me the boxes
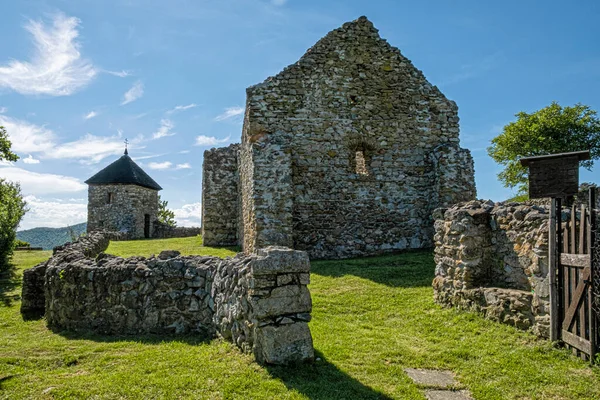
[571,204,577,254]
[560,254,590,267]
[563,268,591,331]
[549,198,560,342]
[562,329,592,354]
[579,205,586,255]
[563,222,570,253]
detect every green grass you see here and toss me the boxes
[1,240,600,399]
[105,235,239,258]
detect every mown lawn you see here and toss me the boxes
[1,239,599,399]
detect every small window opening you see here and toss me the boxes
[349,95,358,105]
[99,220,104,227]
[107,192,114,204]
[355,150,369,176]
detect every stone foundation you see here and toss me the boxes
[433,200,550,337]
[21,233,314,365]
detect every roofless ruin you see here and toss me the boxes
[202,16,476,259]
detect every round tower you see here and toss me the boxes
[84,148,162,239]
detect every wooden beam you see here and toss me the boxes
[562,268,591,331]
[562,330,592,355]
[560,254,590,267]
[549,198,560,342]
[588,188,597,364]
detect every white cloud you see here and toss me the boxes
[19,195,87,230]
[105,69,131,78]
[0,114,126,163]
[84,110,98,119]
[214,106,244,121]
[0,166,86,194]
[175,163,191,169]
[195,135,230,147]
[173,202,202,227]
[148,161,172,170]
[0,114,56,154]
[271,0,288,5]
[0,12,96,96]
[48,133,125,164]
[0,107,7,113]
[179,150,190,154]
[22,155,40,164]
[152,119,176,139]
[167,103,197,114]
[121,80,144,105]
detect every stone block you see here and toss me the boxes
[251,247,310,276]
[251,285,312,318]
[254,323,314,365]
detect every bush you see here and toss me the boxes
[14,240,30,248]
[0,179,27,271]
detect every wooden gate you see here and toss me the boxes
[550,190,597,362]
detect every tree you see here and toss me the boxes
[488,102,600,196]
[0,179,27,271]
[157,195,176,227]
[0,126,18,162]
[0,126,27,271]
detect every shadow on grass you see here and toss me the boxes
[0,265,21,307]
[53,329,214,346]
[310,250,435,288]
[266,351,393,400]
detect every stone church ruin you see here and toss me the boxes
[85,149,162,239]
[202,16,476,259]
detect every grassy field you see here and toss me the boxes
[1,239,599,399]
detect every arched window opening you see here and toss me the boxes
[355,150,369,176]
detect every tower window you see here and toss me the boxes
[107,192,114,204]
[355,150,369,176]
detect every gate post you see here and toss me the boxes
[549,197,561,341]
[589,188,597,363]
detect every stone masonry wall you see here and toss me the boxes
[152,222,202,239]
[433,200,551,337]
[202,144,240,247]
[235,16,475,259]
[21,233,314,365]
[88,184,158,239]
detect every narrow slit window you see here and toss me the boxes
[107,192,114,204]
[355,150,369,176]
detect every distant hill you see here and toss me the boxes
[17,223,87,250]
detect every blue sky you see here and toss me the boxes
[1,0,599,229]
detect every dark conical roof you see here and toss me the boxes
[85,151,162,191]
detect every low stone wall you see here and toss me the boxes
[21,233,314,365]
[152,222,202,239]
[433,200,551,337]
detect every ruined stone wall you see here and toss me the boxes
[433,201,551,337]
[21,233,314,365]
[152,222,202,239]
[87,184,158,239]
[238,16,475,259]
[202,145,240,247]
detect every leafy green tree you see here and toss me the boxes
[0,126,18,162]
[0,179,27,271]
[158,195,176,227]
[488,102,600,196]
[0,126,27,271]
